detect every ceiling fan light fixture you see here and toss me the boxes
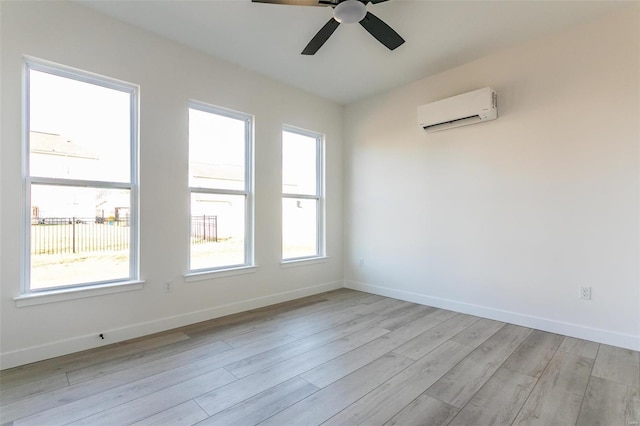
[333,0,366,24]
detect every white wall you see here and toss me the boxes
[344,6,640,350]
[2,2,638,370]
[0,1,343,368]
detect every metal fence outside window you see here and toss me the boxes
[31,215,218,255]
[190,215,218,244]
[31,217,130,255]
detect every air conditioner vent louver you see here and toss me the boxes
[418,87,497,133]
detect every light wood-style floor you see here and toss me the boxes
[1,289,639,426]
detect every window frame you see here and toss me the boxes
[281,125,325,262]
[187,101,254,274]
[22,58,140,295]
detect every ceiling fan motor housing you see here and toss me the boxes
[251,0,403,55]
[333,0,367,23]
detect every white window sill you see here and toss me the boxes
[184,265,258,282]
[14,280,145,307]
[281,256,329,268]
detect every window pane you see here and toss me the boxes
[190,193,245,270]
[282,130,317,195]
[189,108,246,191]
[282,198,318,259]
[29,70,131,182]
[30,184,130,290]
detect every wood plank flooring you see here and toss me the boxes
[1,289,639,426]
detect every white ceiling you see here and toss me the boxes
[79,0,626,104]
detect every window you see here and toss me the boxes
[282,127,324,260]
[188,103,253,272]
[25,60,138,292]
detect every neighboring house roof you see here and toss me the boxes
[30,131,98,160]
[190,161,244,184]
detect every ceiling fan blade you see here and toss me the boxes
[302,18,340,55]
[359,11,404,51]
[369,0,390,3]
[251,0,335,6]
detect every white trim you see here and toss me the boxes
[22,58,140,293]
[344,280,640,351]
[21,59,32,295]
[282,193,319,200]
[1,280,342,370]
[24,56,135,93]
[184,265,258,282]
[282,127,325,261]
[187,103,254,273]
[317,134,326,257]
[14,280,145,307]
[189,187,248,196]
[29,177,134,189]
[281,256,329,268]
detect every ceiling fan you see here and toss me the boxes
[252,0,405,55]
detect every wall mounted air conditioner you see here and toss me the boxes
[418,87,497,133]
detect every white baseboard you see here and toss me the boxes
[0,280,343,370]
[345,280,640,351]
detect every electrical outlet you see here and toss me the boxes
[358,257,364,267]
[164,281,173,293]
[580,286,591,300]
